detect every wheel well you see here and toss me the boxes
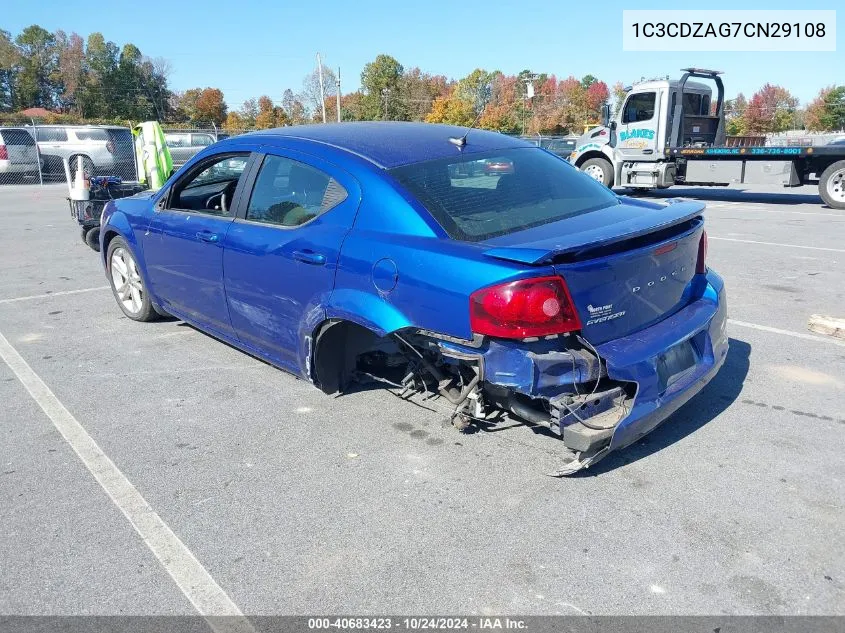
[574,151,611,168]
[311,319,385,394]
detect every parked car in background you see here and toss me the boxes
[541,137,577,159]
[0,127,42,183]
[98,122,727,475]
[33,125,136,181]
[164,131,218,169]
[484,158,514,175]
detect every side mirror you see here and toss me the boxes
[601,103,611,127]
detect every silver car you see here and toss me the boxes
[0,127,42,183]
[33,125,136,181]
[163,131,218,169]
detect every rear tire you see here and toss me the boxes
[819,161,845,209]
[85,226,101,252]
[580,157,613,187]
[106,236,157,322]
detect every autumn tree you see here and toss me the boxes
[400,67,448,121]
[805,86,845,131]
[742,84,798,133]
[254,95,288,129]
[281,88,307,125]
[611,81,628,116]
[192,87,226,124]
[725,93,748,135]
[239,98,258,127]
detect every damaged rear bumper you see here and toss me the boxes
[552,271,729,474]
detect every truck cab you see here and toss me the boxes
[570,69,725,189]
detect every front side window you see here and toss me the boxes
[390,147,618,242]
[622,92,656,123]
[245,155,347,227]
[169,153,249,216]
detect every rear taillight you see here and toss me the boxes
[696,231,708,274]
[470,275,582,338]
[106,140,115,154]
[0,145,7,160]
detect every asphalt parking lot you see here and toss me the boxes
[0,182,843,616]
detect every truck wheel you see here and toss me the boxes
[580,158,613,187]
[819,161,845,209]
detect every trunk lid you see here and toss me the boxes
[482,198,706,344]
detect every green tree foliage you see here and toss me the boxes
[360,54,405,120]
[1,25,174,121]
[805,86,845,131]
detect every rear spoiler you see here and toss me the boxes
[482,200,705,265]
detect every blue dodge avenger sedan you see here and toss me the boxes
[100,122,727,474]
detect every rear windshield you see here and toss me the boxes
[389,147,618,242]
[0,129,35,145]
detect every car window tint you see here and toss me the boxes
[0,129,35,145]
[36,128,68,142]
[390,147,618,242]
[74,129,109,141]
[191,134,215,147]
[246,155,347,227]
[170,154,249,216]
[622,92,656,123]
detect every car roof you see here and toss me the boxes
[34,124,128,130]
[234,121,532,169]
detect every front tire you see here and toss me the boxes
[580,157,613,187]
[106,236,157,322]
[819,161,845,209]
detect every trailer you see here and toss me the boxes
[569,68,845,209]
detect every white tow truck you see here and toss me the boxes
[569,68,845,209]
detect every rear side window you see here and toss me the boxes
[191,134,215,147]
[246,154,347,227]
[389,147,618,242]
[36,128,68,142]
[622,92,656,123]
[0,129,35,145]
[74,129,109,141]
[165,133,190,148]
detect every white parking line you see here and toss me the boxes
[0,330,253,632]
[709,237,845,253]
[728,319,845,348]
[0,286,110,305]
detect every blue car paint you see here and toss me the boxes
[100,122,728,470]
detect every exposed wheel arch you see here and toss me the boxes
[311,319,384,394]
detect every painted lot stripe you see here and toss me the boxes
[709,237,845,253]
[0,286,109,305]
[707,206,843,217]
[0,330,253,632]
[728,319,845,348]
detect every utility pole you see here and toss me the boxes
[316,52,327,123]
[336,67,341,123]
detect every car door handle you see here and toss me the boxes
[196,231,219,243]
[292,250,326,265]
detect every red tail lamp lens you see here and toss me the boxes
[470,276,581,338]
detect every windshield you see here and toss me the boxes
[389,147,618,242]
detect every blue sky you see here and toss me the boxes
[4,0,841,107]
